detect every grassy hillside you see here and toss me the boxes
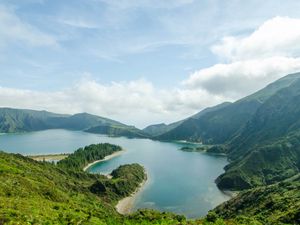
[0,108,147,138]
[214,174,300,225]
[216,77,300,190]
[216,131,300,190]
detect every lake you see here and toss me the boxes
[0,129,230,218]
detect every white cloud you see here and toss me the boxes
[183,17,300,99]
[212,17,300,61]
[183,57,300,98]
[0,6,56,47]
[0,79,227,128]
[59,18,98,29]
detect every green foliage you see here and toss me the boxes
[86,124,148,138]
[57,143,122,170]
[217,78,300,190]
[214,174,300,225]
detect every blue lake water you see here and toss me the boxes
[0,129,230,218]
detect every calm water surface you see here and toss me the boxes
[0,129,230,218]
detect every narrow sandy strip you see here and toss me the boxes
[116,173,148,215]
[83,150,125,172]
[29,153,70,161]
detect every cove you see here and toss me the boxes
[0,129,230,218]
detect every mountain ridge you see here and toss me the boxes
[0,107,148,138]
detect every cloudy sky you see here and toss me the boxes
[1,0,300,128]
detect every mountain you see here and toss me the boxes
[0,108,147,138]
[143,122,182,136]
[147,72,300,192]
[143,102,232,137]
[155,73,300,143]
[216,76,300,190]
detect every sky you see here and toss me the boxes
[1,0,300,128]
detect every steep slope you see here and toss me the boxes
[156,99,261,143]
[156,72,300,144]
[143,102,232,137]
[228,78,300,160]
[217,131,300,190]
[214,174,300,225]
[0,108,67,132]
[143,122,181,136]
[0,108,146,138]
[216,78,300,190]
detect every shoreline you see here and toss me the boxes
[83,150,125,172]
[116,173,148,215]
[29,153,70,161]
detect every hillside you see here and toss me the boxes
[214,174,300,225]
[144,102,231,139]
[216,76,300,190]
[154,72,300,144]
[146,72,300,193]
[0,108,147,138]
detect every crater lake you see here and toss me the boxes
[0,129,230,218]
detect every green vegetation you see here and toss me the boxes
[86,124,148,138]
[217,131,300,190]
[57,143,122,170]
[0,109,148,138]
[217,76,300,190]
[180,146,195,152]
[1,144,298,224]
[214,174,300,225]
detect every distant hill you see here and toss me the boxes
[0,108,148,138]
[142,102,232,137]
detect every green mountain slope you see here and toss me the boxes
[216,77,300,190]
[143,102,232,137]
[0,108,147,138]
[216,131,300,190]
[213,174,300,225]
[155,72,300,144]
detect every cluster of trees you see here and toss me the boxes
[90,163,146,201]
[57,143,122,170]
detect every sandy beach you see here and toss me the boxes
[29,153,70,161]
[116,174,147,215]
[83,150,125,172]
